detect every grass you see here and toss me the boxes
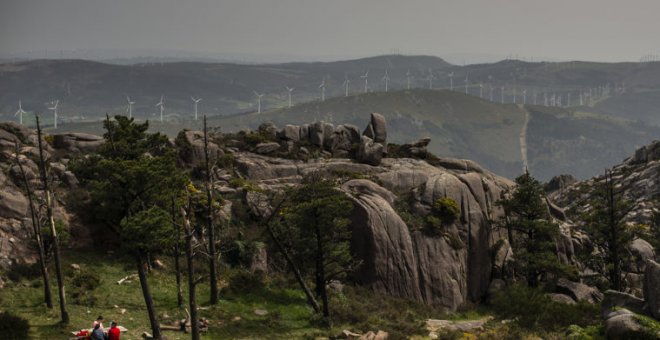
[0,250,323,339]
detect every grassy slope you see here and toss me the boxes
[1,250,320,339]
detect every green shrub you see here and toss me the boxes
[490,284,599,332]
[433,197,460,225]
[225,270,266,294]
[70,269,101,306]
[6,262,41,282]
[0,312,29,339]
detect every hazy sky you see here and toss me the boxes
[2,0,660,63]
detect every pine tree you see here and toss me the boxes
[583,170,634,291]
[498,172,573,287]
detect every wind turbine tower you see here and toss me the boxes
[155,95,164,122]
[47,100,59,129]
[15,100,27,125]
[522,89,527,104]
[361,71,369,93]
[464,75,469,95]
[126,96,135,119]
[342,73,350,96]
[285,86,294,107]
[406,70,411,90]
[382,69,390,92]
[191,96,202,120]
[319,78,326,101]
[501,87,505,104]
[254,91,264,113]
[479,83,483,98]
[448,72,454,90]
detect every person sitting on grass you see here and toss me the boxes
[108,321,121,340]
[90,323,106,340]
[92,315,104,330]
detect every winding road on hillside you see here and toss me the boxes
[519,105,530,173]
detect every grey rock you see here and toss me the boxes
[548,293,576,305]
[631,238,655,273]
[299,124,310,142]
[309,122,325,147]
[279,124,300,142]
[356,136,384,166]
[258,122,278,140]
[0,186,28,219]
[601,290,647,318]
[604,308,644,338]
[556,278,604,304]
[363,113,387,144]
[255,142,280,155]
[644,259,660,319]
[627,140,660,165]
[52,132,104,153]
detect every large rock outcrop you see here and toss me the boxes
[234,151,513,310]
[645,259,660,319]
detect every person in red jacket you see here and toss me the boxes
[108,321,121,340]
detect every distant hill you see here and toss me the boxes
[208,89,659,180]
[3,56,660,128]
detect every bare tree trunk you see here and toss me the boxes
[267,223,321,314]
[171,199,184,308]
[35,117,69,324]
[136,254,162,339]
[180,207,200,340]
[14,141,53,308]
[203,115,219,305]
[315,225,330,319]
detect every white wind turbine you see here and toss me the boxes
[126,96,135,118]
[427,69,435,89]
[253,91,264,113]
[406,69,411,90]
[15,99,27,125]
[464,75,469,94]
[501,87,505,104]
[360,71,369,93]
[382,69,390,92]
[191,96,202,120]
[155,95,164,122]
[285,86,294,107]
[342,73,350,97]
[47,100,59,129]
[448,72,454,90]
[479,83,484,98]
[319,78,326,101]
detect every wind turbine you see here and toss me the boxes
[15,100,27,125]
[285,86,294,107]
[522,89,527,104]
[342,73,351,97]
[406,69,411,90]
[464,75,469,95]
[489,85,494,101]
[319,78,326,101]
[427,69,434,89]
[253,91,264,113]
[47,100,59,129]
[360,71,369,93]
[155,95,164,122]
[126,96,135,118]
[501,87,505,104]
[479,83,483,98]
[448,72,454,90]
[191,96,202,120]
[382,69,390,92]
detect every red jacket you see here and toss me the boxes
[108,326,121,340]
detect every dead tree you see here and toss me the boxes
[35,116,69,324]
[181,195,200,340]
[203,115,219,304]
[13,140,53,308]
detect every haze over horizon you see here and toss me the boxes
[2,0,660,64]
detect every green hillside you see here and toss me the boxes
[209,89,659,180]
